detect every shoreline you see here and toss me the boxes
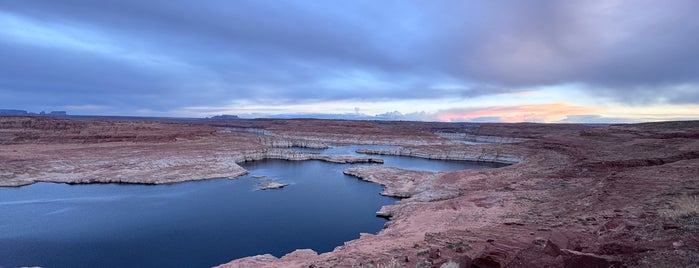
[0,144,515,188]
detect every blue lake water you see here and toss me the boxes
[0,145,505,268]
[292,145,506,172]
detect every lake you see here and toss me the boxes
[0,145,504,268]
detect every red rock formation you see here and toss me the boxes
[1,116,698,267]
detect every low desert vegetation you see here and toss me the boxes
[440,260,460,268]
[663,195,699,233]
[355,259,460,268]
[353,259,402,268]
[664,195,699,217]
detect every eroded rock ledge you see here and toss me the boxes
[257,181,288,190]
[356,146,521,164]
[258,137,330,149]
[435,131,528,144]
[235,149,384,164]
[218,121,699,268]
[0,146,382,187]
[343,165,432,198]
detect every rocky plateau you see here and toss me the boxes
[1,116,698,267]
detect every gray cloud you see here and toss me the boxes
[425,0,699,102]
[0,0,697,114]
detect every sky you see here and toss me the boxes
[1,0,698,123]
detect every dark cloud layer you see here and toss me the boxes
[0,0,697,113]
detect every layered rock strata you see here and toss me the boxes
[0,147,383,187]
[258,137,330,149]
[356,146,521,164]
[220,121,699,268]
[2,117,698,267]
[435,131,528,144]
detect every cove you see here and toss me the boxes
[0,145,504,268]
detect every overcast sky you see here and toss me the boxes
[1,0,698,122]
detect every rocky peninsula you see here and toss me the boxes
[1,116,698,267]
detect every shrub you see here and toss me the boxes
[663,195,699,233]
[354,259,402,268]
[440,260,460,268]
[664,195,699,218]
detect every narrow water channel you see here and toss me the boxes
[0,145,504,268]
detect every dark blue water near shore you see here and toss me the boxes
[0,145,504,268]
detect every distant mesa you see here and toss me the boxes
[47,111,68,116]
[0,109,68,117]
[209,114,239,120]
[0,109,29,115]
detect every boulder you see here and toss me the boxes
[258,182,288,190]
[472,250,507,268]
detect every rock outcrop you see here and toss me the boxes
[0,146,383,187]
[0,117,382,187]
[356,146,521,164]
[219,120,699,268]
[436,131,528,144]
[258,137,330,149]
[257,181,288,190]
[2,116,698,268]
[343,165,432,198]
[234,149,384,164]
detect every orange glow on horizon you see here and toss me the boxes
[436,102,603,122]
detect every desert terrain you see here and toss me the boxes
[1,116,697,267]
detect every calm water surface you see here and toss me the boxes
[0,145,504,268]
